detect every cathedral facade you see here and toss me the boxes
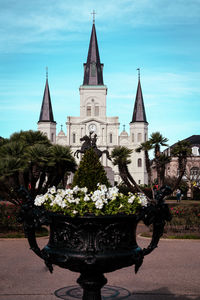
[38,22,148,185]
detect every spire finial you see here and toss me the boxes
[91,10,96,24]
[123,124,126,131]
[61,124,63,131]
[137,68,140,81]
[46,66,48,80]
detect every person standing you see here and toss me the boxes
[176,188,181,202]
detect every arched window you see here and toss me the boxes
[95,106,99,116]
[137,133,142,142]
[138,158,142,167]
[51,133,54,142]
[110,133,113,143]
[87,106,91,116]
[73,133,76,144]
[132,133,134,142]
[190,167,199,176]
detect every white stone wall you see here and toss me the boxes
[38,122,56,144]
[39,85,148,186]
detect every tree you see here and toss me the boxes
[72,148,110,192]
[111,146,148,197]
[0,130,76,205]
[171,140,192,191]
[158,154,171,187]
[149,132,168,187]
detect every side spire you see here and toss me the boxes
[38,69,55,123]
[131,68,147,123]
[83,20,104,85]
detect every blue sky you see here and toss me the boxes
[0,0,200,148]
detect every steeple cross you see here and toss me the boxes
[91,10,96,24]
[137,68,140,80]
[46,66,48,80]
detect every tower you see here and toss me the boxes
[65,19,119,173]
[79,21,107,124]
[38,70,56,143]
[129,69,148,184]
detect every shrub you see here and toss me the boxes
[72,148,110,192]
[0,203,20,231]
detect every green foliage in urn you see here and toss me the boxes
[72,148,110,192]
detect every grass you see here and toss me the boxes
[0,227,49,238]
[141,231,200,240]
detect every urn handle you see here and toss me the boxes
[18,188,53,272]
[140,186,172,256]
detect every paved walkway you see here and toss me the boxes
[0,235,200,300]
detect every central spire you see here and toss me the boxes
[83,21,104,85]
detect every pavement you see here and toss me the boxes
[0,233,200,300]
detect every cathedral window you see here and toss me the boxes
[145,133,147,141]
[137,133,142,142]
[138,158,142,167]
[73,133,76,143]
[109,133,113,143]
[51,133,54,142]
[87,106,91,116]
[95,106,99,116]
[132,133,134,142]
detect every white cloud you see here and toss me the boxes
[0,0,200,52]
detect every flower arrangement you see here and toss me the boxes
[34,184,148,217]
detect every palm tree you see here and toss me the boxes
[150,132,168,158]
[149,132,168,187]
[0,130,77,205]
[111,146,147,196]
[158,154,171,187]
[171,140,192,191]
[48,145,76,188]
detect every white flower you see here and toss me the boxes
[107,186,119,199]
[84,195,90,202]
[81,187,88,194]
[95,199,104,209]
[57,189,66,197]
[128,195,136,204]
[99,184,107,192]
[73,210,78,215]
[48,186,56,194]
[74,197,80,204]
[34,195,45,206]
[138,193,148,207]
[73,186,80,193]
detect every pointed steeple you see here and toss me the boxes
[131,70,147,123]
[83,22,104,85]
[38,71,55,123]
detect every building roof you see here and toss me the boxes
[131,79,147,123]
[169,135,200,149]
[38,79,55,123]
[183,135,200,147]
[83,23,104,85]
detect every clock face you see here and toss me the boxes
[89,124,96,132]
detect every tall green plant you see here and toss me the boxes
[72,148,110,192]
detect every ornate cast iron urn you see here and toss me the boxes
[19,186,172,300]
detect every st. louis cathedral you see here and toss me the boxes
[37,21,148,185]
